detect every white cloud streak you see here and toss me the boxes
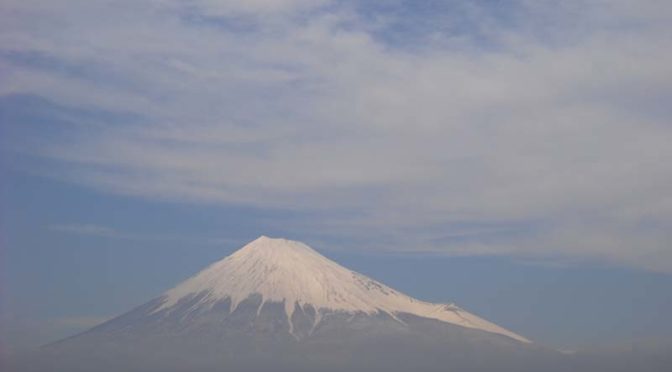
[2,0,672,271]
[48,224,119,237]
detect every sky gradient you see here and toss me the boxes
[1,0,671,356]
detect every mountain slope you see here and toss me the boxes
[156,236,528,342]
[16,236,549,372]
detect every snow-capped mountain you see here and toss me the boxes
[20,236,551,372]
[157,236,528,342]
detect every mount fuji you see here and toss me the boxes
[156,236,528,342]
[18,236,563,372]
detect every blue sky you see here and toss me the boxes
[1,0,672,355]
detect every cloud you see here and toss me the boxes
[54,315,110,328]
[158,0,331,15]
[2,1,672,271]
[48,224,119,237]
[46,224,242,246]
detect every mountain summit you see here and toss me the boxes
[27,236,546,372]
[157,236,528,342]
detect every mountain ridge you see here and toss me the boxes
[13,236,548,372]
[10,236,669,372]
[152,235,529,342]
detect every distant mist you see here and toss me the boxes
[6,345,672,372]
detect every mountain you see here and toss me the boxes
[15,236,565,372]
[156,236,528,342]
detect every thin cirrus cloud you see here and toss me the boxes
[54,316,110,328]
[2,0,672,271]
[46,224,241,246]
[48,224,120,238]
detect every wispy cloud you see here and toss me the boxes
[3,0,672,271]
[46,223,242,247]
[48,224,119,238]
[54,315,110,328]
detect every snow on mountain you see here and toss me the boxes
[155,236,529,343]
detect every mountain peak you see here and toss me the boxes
[251,234,278,243]
[154,237,529,342]
[242,235,316,253]
[230,236,328,272]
